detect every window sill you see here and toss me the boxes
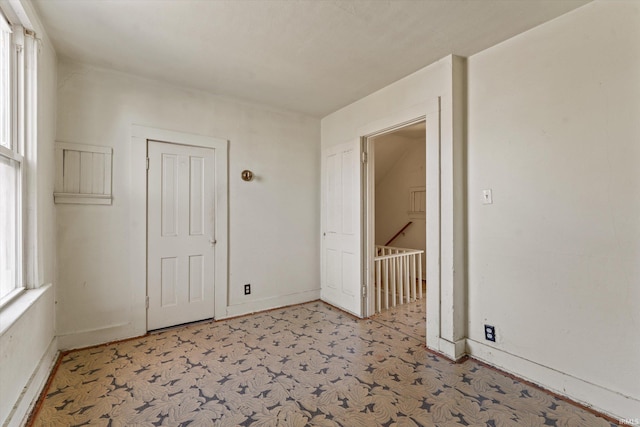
[0,284,51,337]
[0,287,26,309]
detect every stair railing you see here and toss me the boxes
[374,245,423,313]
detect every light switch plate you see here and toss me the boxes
[482,189,493,205]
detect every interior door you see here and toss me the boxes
[147,140,216,330]
[321,140,362,316]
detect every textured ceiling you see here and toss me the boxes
[33,0,589,117]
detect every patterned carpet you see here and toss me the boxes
[29,301,616,426]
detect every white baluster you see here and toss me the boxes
[391,256,397,307]
[376,260,381,314]
[410,254,416,301]
[418,253,423,299]
[398,254,404,304]
[384,258,389,310]
[404,254,410,303]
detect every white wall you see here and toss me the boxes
[0,286,56,426]
[466,0,640,419]
[56,61,320,349]
[0,0,58,424]
[321,58,449,149]
[374,134,426,265]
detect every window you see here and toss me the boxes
[0,13,21,302]
[0,156,21,301]
[1,13,10,149]
[0,11,35,304]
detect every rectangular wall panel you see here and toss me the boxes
[54,141,113,204]
[161,154,178,236]
[409,187,426,213]
[326,153,340,233]
[161,257,178,307]
[62,150,80,193]
[92,152,105,194]
[189,156,204,236]
[341,149,354,235]
[79,151,93,194]
[341,251,355,296]
[189,255,204,302]
[326,249,339,289]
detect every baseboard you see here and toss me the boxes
[223,289,320,319]
[426,337,467,361]
[57,291,322,349]
[57,321,145,351]
[5,337,58,427]
[467,338,640,422]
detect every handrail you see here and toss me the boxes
[384,221,413,246]
[374,250,424,262]
[376,245,423,253]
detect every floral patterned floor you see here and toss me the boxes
[30,300,616,426]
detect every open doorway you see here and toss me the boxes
[363,120,426,317]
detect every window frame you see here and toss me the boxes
[0,14,11,149]
[0,151,24,305]
[0,11,26,307]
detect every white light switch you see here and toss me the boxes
[482,189,493,205]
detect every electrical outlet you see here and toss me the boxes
[244,284,251,295]
[484,324,496,342]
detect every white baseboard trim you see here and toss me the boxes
[426,337,467,361]
[57,322,145,351]
[467,338,639,422]
[223,289,320,319]
[5,337,58,427]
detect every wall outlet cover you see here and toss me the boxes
[484,324,496,342]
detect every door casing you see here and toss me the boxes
[320,92,467,361]
[361,117,426,318]
[130,126,228,334]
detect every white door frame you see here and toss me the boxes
[361,117,426,318]
[130,125,228,333]
[356,93,466,360]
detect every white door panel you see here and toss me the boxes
[148,140,216,330]
[321,140,362,316]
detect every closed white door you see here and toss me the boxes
[147,140,216,330]
[321,140,362,316]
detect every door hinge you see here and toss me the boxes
[145,296,149,308]
[361,151,368,164]
[146,157,150,170]
[362,285,367,297]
